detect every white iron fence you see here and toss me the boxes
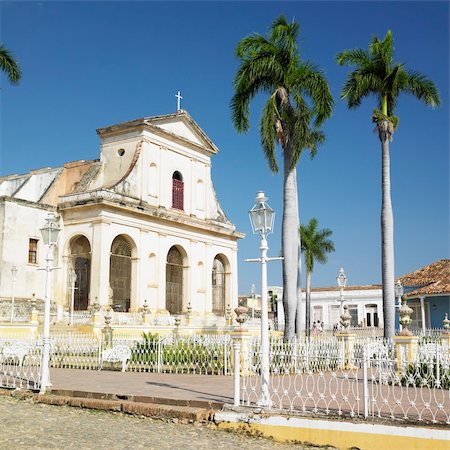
[0,333,233,380]
[238,338,450,425]
[0,338,41,390]
[1,332,448,425]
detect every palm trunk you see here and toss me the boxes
[282,142,299,341]
[379,120,395,339]
[294,169,303,337]
[305,270,311,338]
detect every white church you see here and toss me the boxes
[0,110,243,319]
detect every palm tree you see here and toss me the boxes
[0,44,21,85]
[337,30,440,339]
[231,16,333,340]
[300,218,335,338]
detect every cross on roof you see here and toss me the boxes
[175,91,183,111]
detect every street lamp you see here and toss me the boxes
[395,279,404,332]
[10,266,17,322]
[336,267,348,326]
[246,191,281,408]
[39,212,60,394]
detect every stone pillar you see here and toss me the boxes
[393,335,418,373]
[186,303,193,326]
[91,305,104,334]
[230,330,252,376]
[336,332,356,369]
[101,307,113,349]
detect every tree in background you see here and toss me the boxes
[337,30,440,339]
[231,16,333,340]
[0,44,21,85]
[300,218,335,337]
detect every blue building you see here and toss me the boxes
[399,259,450,331]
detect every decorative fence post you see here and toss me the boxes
[91,302,103,334]
[157,337,163,373]
[29,294,39,338]
[101,307,113,351]
[336,305,356,369]
[226,304,233,327]
[393,295,418,373]
[440,313,450,355]
[186,303,193,327]
[142,300,152,325]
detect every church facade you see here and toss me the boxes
[0,111,243,318]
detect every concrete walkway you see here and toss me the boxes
[50,368,233,408]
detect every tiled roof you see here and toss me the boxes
[399,259,450,298]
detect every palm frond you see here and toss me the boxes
[300,218,335,273]
[260,96,280,172]
[336,48,371,67]
[292,62,334,126]
[403,70,441,108]
[0,45,21,84]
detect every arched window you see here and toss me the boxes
[212,256,226,315]
[172,171,184,210]
[166,246,184,314]
[110,236,132,312]
[70,236,91,311]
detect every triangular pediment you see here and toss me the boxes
[97,110,219,154]
[144,111,218,154]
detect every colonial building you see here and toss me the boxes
[267,285,383,330]
[0,110,243,318]
[399,259,450,330]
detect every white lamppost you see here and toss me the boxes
[10,266,18,322]
[395,279,404,332]
[69,270,77,326]
[246,192,281,408]
[336,267,348,326]
[251,283,256,322]
[39,212,60,394]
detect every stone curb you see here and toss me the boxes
[50,388,224,410]
[0,388,215,423]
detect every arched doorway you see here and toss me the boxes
[70,236,91,310]
[110,236,132,312]
[212,255,226,316]
[166,246,184,314]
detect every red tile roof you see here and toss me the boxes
[399,259,450,298]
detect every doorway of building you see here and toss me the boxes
[109,236,132,312]
[70,236,91,310]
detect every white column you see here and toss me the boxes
[231,247,238,309]
[420,296,426,332]
[90,220,111,306]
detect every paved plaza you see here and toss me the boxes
[50,368,233,407]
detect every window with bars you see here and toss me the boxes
[172,171,184,210]
[28,238,38,264]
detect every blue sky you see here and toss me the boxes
[1,1,448,294]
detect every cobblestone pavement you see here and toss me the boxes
[0,396,310,450]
